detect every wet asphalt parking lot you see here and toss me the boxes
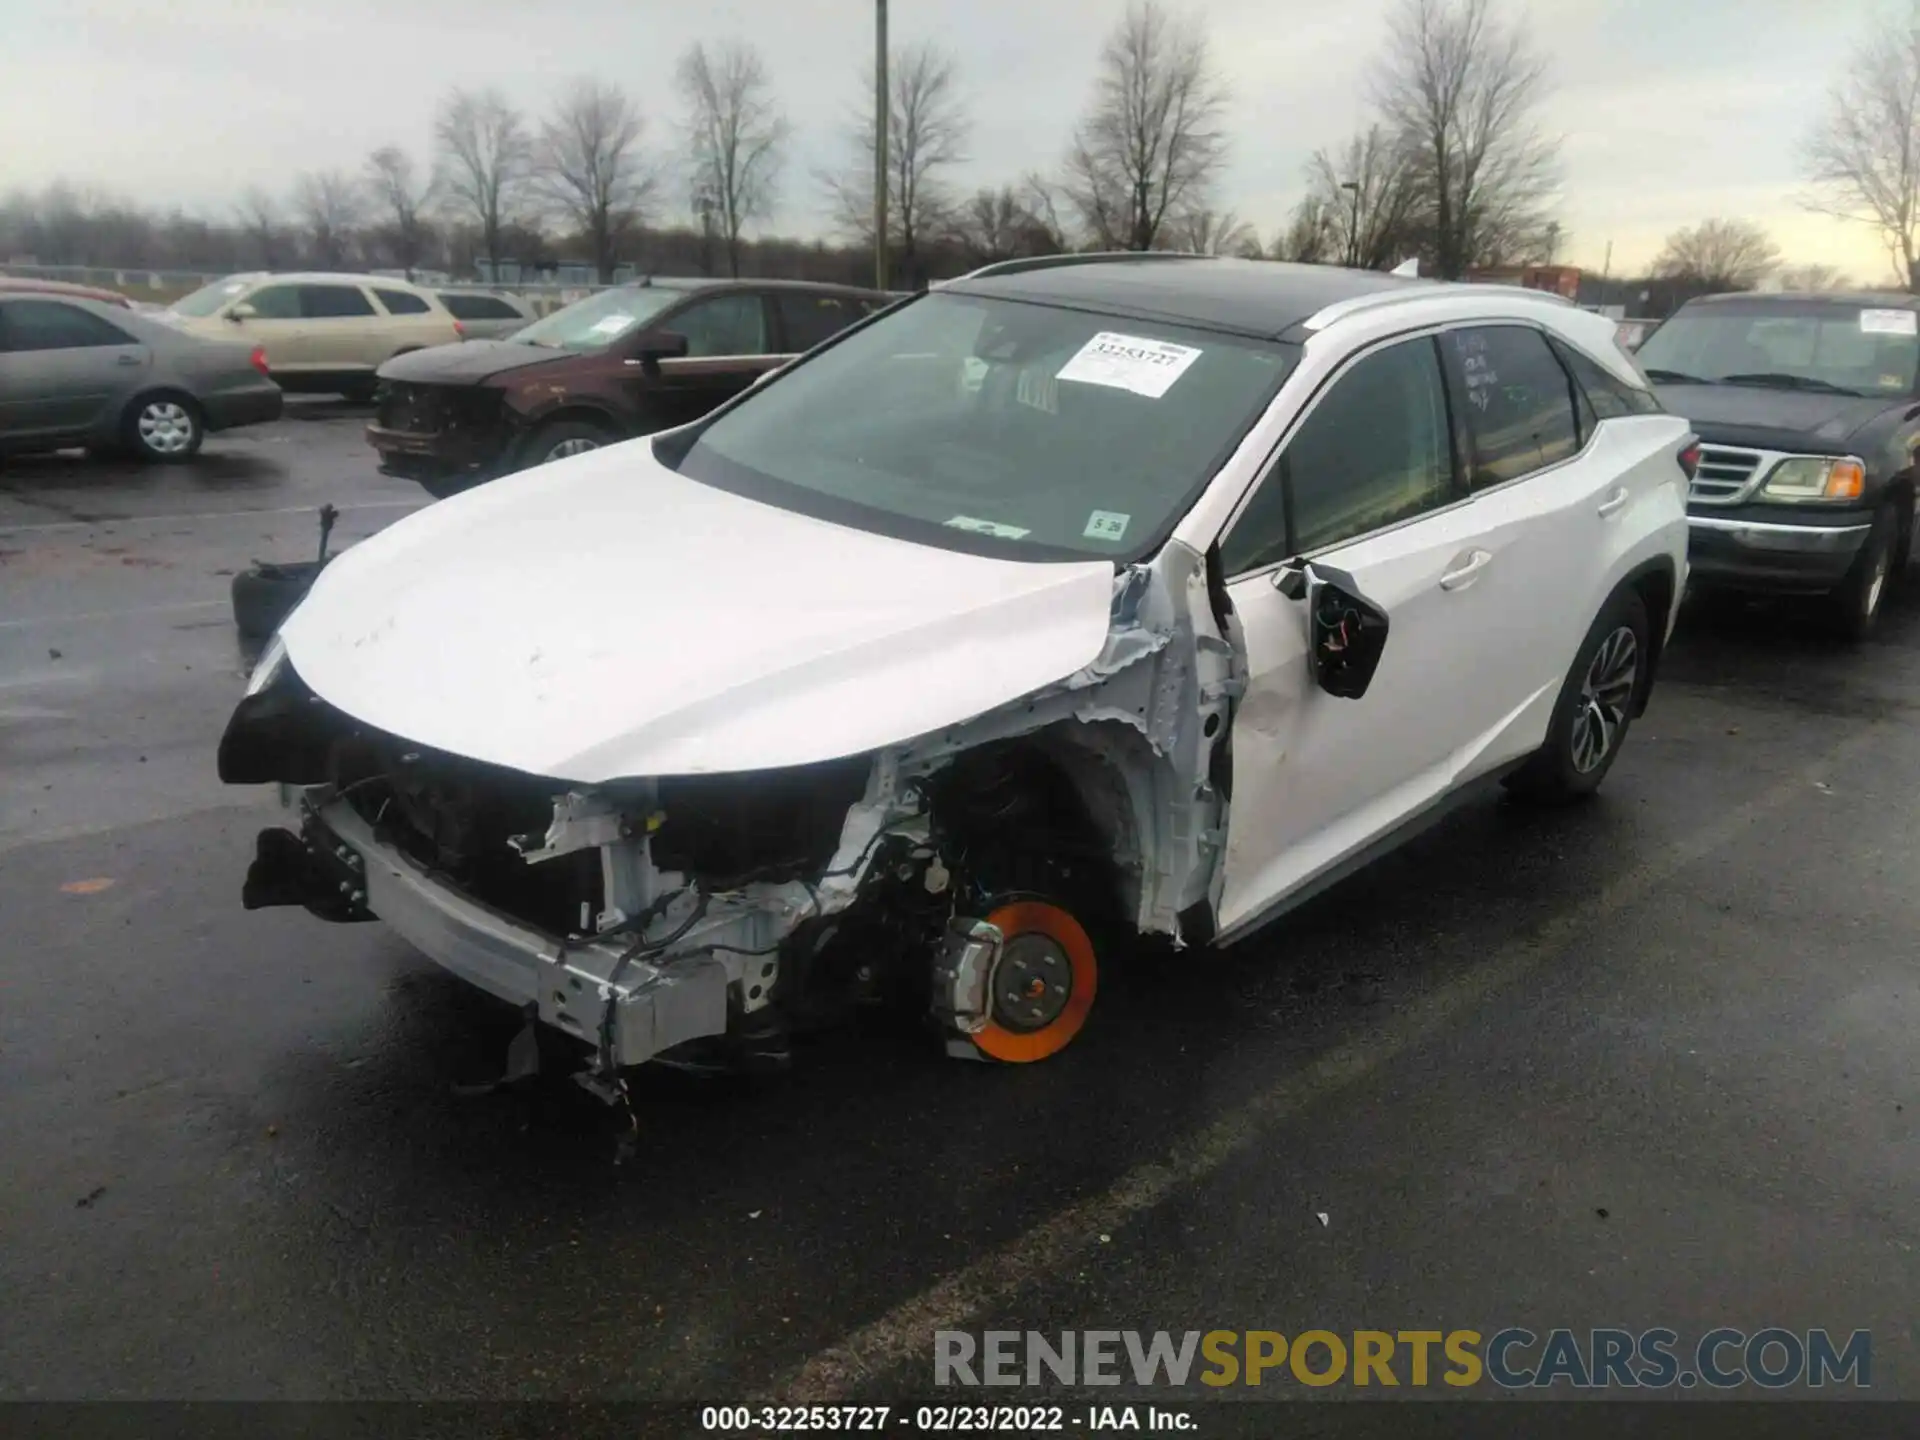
[2,400,1917,1425]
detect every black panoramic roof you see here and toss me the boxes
[945,254,1427,340]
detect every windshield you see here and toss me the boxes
[170,277,254,318]
[664,291,1297,561]
[511,287,680,349]
[1637,301,1920,397]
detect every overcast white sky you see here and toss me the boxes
[1,0,1901,279]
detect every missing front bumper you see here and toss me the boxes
[263,797,736,1067]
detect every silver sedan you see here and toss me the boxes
[0,293,283,462]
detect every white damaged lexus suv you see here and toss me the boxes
[219,254,1692,1087]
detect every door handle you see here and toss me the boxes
[116,353,141,366]
[1438,549,1492,591]
[1597,487,1629,518]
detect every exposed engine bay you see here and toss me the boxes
[220,540,1241,1094]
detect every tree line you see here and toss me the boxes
[2,0,1904,297]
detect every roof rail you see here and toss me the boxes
[959,250,1215,281]
[1300,280,1576,333]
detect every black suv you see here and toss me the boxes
[1639,291,1920,638]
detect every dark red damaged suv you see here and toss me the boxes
[366,276,892,498]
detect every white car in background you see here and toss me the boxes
[219,254,1692,1089]
[164,272,460,399]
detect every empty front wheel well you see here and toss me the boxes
[923,739,1133,925]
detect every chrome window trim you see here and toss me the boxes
[1217,318,1601,580]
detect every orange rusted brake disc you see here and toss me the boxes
[971,900,1098,1062]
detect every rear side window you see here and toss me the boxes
[439,293,521,320]
[1222,336,1456,573]
[776,294,864,351]
[374,288,430,315]
[0,299,135,351]
[1442,326,1580,488]
[300,285,376,319]
[1553,338,1663,420]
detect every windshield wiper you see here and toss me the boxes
[1643,367,1708,385]
[1719,372,1866,397]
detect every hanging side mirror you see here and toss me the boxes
[1274,559,1390,700]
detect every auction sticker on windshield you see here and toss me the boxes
[1083,510,1131,542]
[1057,332,1202,399]
[1859,309,1918,336]
[590,314,634,335]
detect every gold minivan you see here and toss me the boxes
[165,273,461,399]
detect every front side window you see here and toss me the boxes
[1443,326,1580,487]
[1636,301,1920,397]
[171,276,255,318]
[666,291,1298,561]
[246,285,302,319]
[1222,337,1455,574]
[374,288,429,315]
[0,299,136,352]
[669,293,770,356]
[300,285,376,319]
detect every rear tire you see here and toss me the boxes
[1827,501,1897,643]
[1506,588,1650,806]
[124,393,203,463]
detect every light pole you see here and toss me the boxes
[874,0,889,292]
[1341,180,1361,268]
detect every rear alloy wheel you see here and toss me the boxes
[1829,502,1897,643]
[970,900,1099,1063]
[127,395,203,462]
[1506,589,1650,806]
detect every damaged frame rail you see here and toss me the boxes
[242,541,1240,1082]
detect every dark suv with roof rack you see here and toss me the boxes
[367,276,891,498]
[1637,290,1920,638]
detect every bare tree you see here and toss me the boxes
[1061,1,1231,252]
[949,184,1067,264]
[1166,207,1257,256]
[676,40,790,278]
[1775,261,1854,292]
[1270,197,1336,263]
[292,170,364,269]
[1653,218,1781,291]
[1804,4,1920,290]
[534,79,655,282]
[823,42,970,286]
[234,185,287,268]
[435,87,532,277]
[1372,0,1559,279]
[364,146,436,277]
[1302,125,1424,270]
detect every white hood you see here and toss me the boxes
[278,440,1118,781]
